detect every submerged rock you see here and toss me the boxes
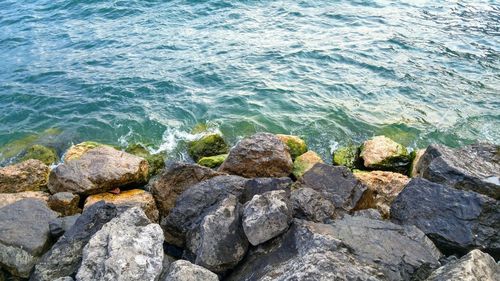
[291,187,336,223]
[360,136,411,173]
[48,192,80,216]
[125,143,165,177]
[20,144,58,166]
[292,150,323,178]
[0,159,50,193]
[219,133,293,178]
[0,191,49,209]
[197,154,227,168]
[276,134,308,159]
[163,260,219,281]
[332,145,361,170]
[188,134,229,162]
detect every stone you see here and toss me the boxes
[125,143,165,177]
[158,254,176,281]
[188,134,229,162]
[49,146,149,195]
[53,278,73,281]
[409,149,425,177]
[240,177,292,204]
[20,144,58,166]
[426,249,499,281]
[49,215,80,239]
[76,207,164,281]
[291,187,336,223]
[243,190,292,246]
[219,133,293,178]
[0,159,50,193]
[197,154,227,168]
[63,141,108,162]
[276,134,308,159]
[84,189,159,222]
[163,260,219,281]
[0,191,49,209]
[359,136,411,173]
[48,192,81,216]
[417,143,499,199]
[352,208,383,220]
[391,178,500,259]
[30,202,118,281]
[332,145,362,170]
[151,162,224,218]
[353,170,410,218]
[292,150,323,178]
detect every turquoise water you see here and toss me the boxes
[1,0,499,162]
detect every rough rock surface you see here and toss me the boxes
[48,192,81,216]
[276,134,308,159]
[243,190,292,246]
[219,133,293,178]
[20,144,58,166]
[332,145,362,170]
[125,143,165,177]
[197,154,227,168]
[391,178,500,259]
[353,170,410,218]
[291,187,336,223]
[352,208,383,220]
[188,134,229,162]
[0,191,49,209]
[63,141,108,162]
[84,189,159,222]
[76,207,164,281]
[30,202,118,281]
[0,159,50,193]
[49,215,80,239]
[49,146,149,195]
[0,199,58,278]
[240,177,292,204]
[426,249,499,281]
[163,260,219,281]
[417,143,499,199]
[292,150,323,178]
[360,136,410,173]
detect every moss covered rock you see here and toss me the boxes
[64,141,107,162]
[20,145,58,166]
[332,145,361,170]
[197,154,228,168]
[188,134,229,161]
[125,144,165,177]
[276,134,308,159]
[292,151,323,178]
[359,136,411,173]
[0,128,62,161]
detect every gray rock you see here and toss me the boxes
[243,190,292,246]
[426,249,499,281]
[49,215,80,239]
[53,278,74,281]
[30,201,118,281]
[391,178,500,259]
[291,187,336,223]
[158,255,176,281]
[240,177,292,203]
[76,207,164,281]
[0,199,58,278]
[352,209,383,220]
[163,260,218,281]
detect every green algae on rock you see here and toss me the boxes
[197,154,228,168]
[0,128,62,162]
[276,134,308,159]
[20,145,58,166]
[64,141,108,162]
[125,144,165,177]
[292,151,323,179]
[359,136,411,174]
[332,145,361,170]
[188,134,229,162]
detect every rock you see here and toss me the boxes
[352,208,383,220]
[49,146,149,195]
[359,136,411,173]
[20,145,58,166]
[151,162,224,218]
[48,192,80,216]
[0,199,58,278]
[391,178,500,259]
[240,177,292,204]
[0,159,50,193]
[163,260,219,281]
[296,163,366,213]
[49,215,80,239]
[292,151,323,178]
[353,170,410,218]
[409,149,425,177]
[30,201,118,281]
[188,134,229,162]
[63,141,108,162]
[276,134,308,159]
[197,154,227,168]
[84,189,159,222]
[426,249,499,281]
[0,191,49,209]
[219,133,293,178]
[53,278,73,281]
[243,190,292,246]
[76,207,164,281]
[158,254,176,281]
[417,143,499,199]
[125,143,165,177]
[291,187,336,223]
[332,145,362,170]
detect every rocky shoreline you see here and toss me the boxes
[0,129,498,280]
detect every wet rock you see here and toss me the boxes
[360,136,411,173]
[125,143,165,177]
[151,162,224,218]
[48,192,80,216]
[76,207,164,281]
[291,187,336,223]
[20,144,58,166]
[292,150,323,178]
[353,170,410,218]
[49,146,149,196]
[84,189,159,222]
[391,178,500,259]
[49,215,80,239]
[188,134,229,162]
[240,177,292,204]
[219,133,293,178]
[0,159,50,193]
[0,199,58,278]
[409,149,425,177]
[163,260,219,281]
[332,145,362,170]
[63,141,108,162]
[30,202,118,281]
[276,134,308,159]
[243,190,292,246]
[0,191,49,209]
[197,154,227,168]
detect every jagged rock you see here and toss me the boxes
[125,143,165,177]
[188,134,229,162]
[352,209,383,220]
[360,136,411,173]
[197,154,227,168]
[151,162,224,218]
[30,202,118,281]
[416,143,499,199]
[0,191,49,209]
[296,163,366,213]
[391,178,500,259]
[0,199,58,278]
[292,151,323,178]
[426,249,499,281]
[84,189,159,222]
[163,260,219,281]
[219,133,293,178]
[240,177,292,204]
[409,149,425,177]
[63,141,108,162]
[291,187,336,223]
[276,134,308,159]
[48,192,80,216]
[20,145,58,166]
[243,190,292,246]
[332,145,362,170]
[49,215,80,239]
[76,207,164,281]
[353,170,410,218]
[49,146,148,196]
[0,160,50,193]
[158,254,176,281]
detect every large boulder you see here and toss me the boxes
[416,143,499,199]
[359,136,411,173]
[219,133,293,178]
[276,134,308,159]
[30,202,118,281]
[391,178,500,259]
[291,187,336,223]
[49,146,149,195]
[20,144,58,166]
[76,207,164,281]
[332,145,362,170]
[0,199,58,278]
[188,134,229,162]
[48,192,80,216]
[0,191,49,209]
[292,150,323,178]
[163,260,219,281]
[0,159,50,193]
